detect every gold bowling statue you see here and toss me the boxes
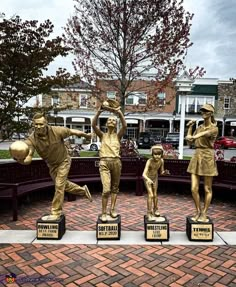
[10,113,93,221]
[185,104,218,222]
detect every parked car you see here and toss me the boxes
[215,136,236,149]
[11,133,27,140]
[153,135,164,144]
[84,141,101,151]
[163,132,179,148]
[137,132,156,149]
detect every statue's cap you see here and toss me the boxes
[151,144,163,152]
[200,103,214,112]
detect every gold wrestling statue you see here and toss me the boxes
[142,145,169,221]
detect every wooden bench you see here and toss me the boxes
[0,157,235,221]
[0,178,54,221]
[213,161,236,191]
[159,159,236,192]
[0,157,142,221]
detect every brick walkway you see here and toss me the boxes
[0,189,235,286]
[0,189,235,232]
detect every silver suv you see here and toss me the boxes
[164,133,179,148]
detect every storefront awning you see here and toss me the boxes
[126,119,138,124]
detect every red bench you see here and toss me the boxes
[0,157,235,221]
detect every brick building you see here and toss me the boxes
[217,80,236,136]
[41,75,236,141]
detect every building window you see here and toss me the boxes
[196,97,205,113]
[80,94,87,108]
[126,95,134,105]
[51,96,60,106]
[125,92,147,105]
[107,91,116,99]
[180,95,215,113]
[157,92,166,106]
[224,97,230,109]
[206,97,214,105]
[187,97,195,114]
[84,125,91,133]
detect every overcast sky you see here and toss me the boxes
[1,0,236,80]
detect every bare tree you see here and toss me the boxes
[64,0,196,112]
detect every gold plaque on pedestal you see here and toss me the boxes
[144,215,169,241]
[186,216,214,241]
[96,215,121,240]
[36,215,66,240]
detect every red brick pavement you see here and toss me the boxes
[0,190,235,287]
[0,190,235,231]
[0,244,235,287]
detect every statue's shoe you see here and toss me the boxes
[41,214,61,221]
[84,185,93,202]
[100,214,107,222]
[110,210,118,218]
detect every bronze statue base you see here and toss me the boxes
[186,216,214,241]
[144,215,169,241]
[96,214,121,240]
[36,214,66,240]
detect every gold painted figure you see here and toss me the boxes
[9,141,30,163]
[92,103,127,222]
[142,145,169,221]
[10,113,92,221]
[186,104,218,222]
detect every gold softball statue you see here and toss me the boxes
[9,141,29,161]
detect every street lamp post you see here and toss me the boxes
[174,71,194,159]
[172,110,176,132]
[222,115,226,136]
[54,109,58,126]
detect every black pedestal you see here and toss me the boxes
[96,215,121,240]
[36,215,66,240]
[144,215,169,241]
[186,216,214,241]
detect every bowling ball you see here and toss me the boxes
[9,141,29,161]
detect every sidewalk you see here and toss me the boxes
[0,191,235,286]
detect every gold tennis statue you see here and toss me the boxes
[185,104,218,222]
[9,113,93,221]
[92,100,127,222]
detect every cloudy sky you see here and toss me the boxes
[1,0,236,80]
